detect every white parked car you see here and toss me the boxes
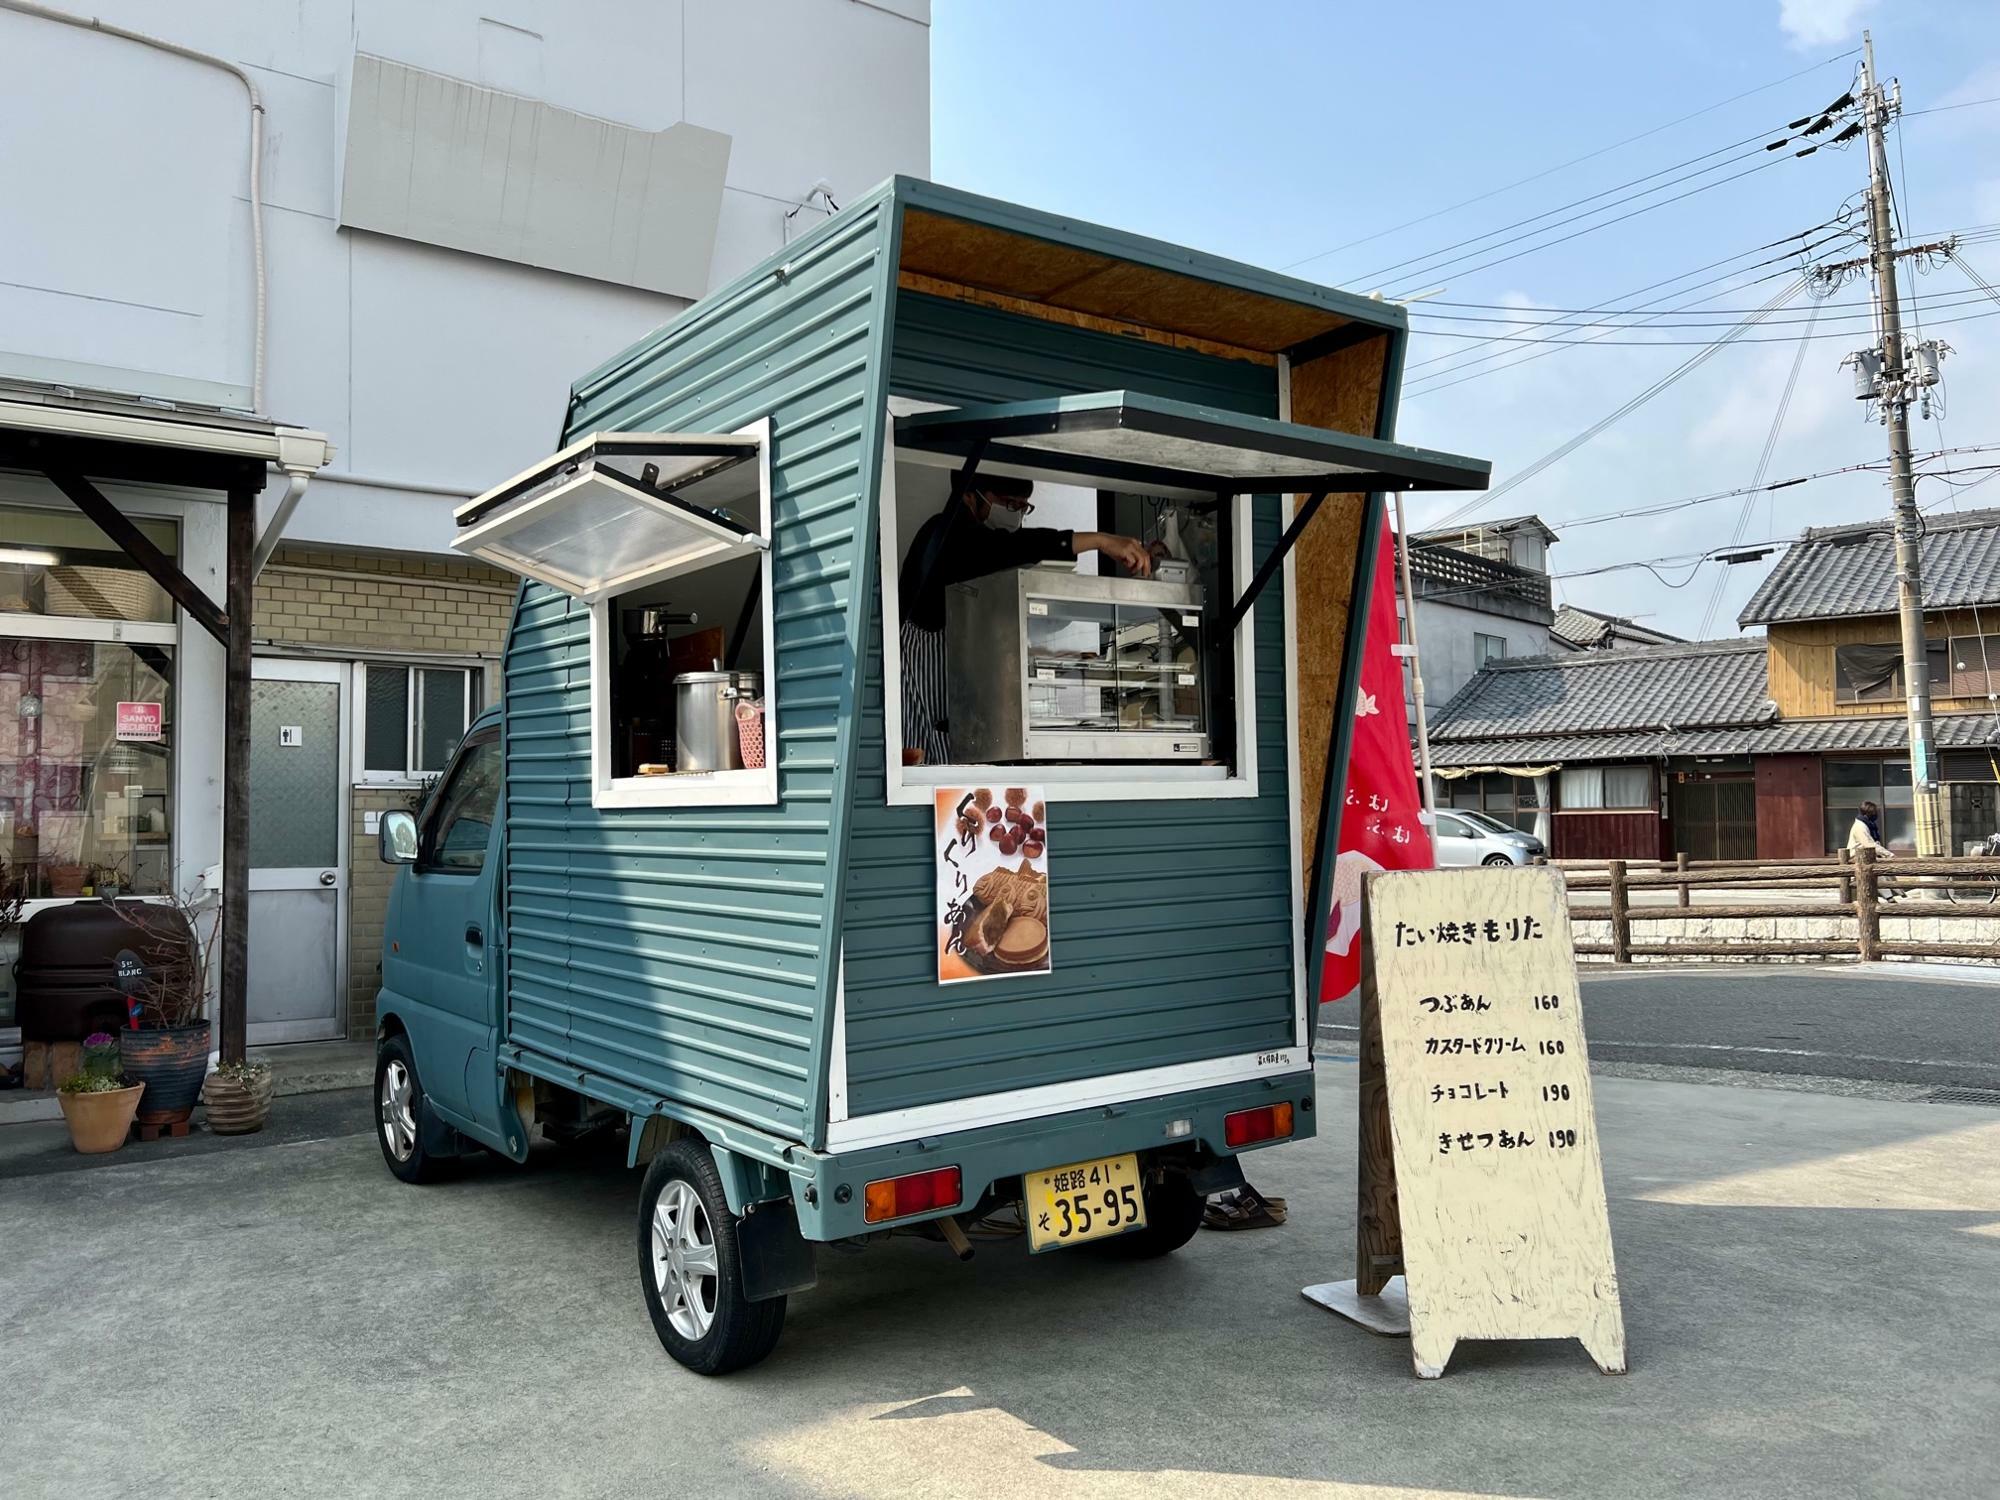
[1433,809,1545,867]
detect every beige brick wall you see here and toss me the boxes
[252,546,516,1037]
[254,545,516,664]
[347,788,413,1036]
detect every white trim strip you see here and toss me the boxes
[1277,354,1308,1048]
[823,1047,1309,1153]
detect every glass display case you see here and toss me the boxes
[945,566,1209,762]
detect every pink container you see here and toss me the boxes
[734,698,766,769]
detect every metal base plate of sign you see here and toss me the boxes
[1304,865,1628,1380]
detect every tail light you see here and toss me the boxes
[1224,1102,1295,1148]
[862,1165,962,1224]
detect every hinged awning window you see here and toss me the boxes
[453,427,770,602]
[895,390,1490,631]
[893,390,1491,498]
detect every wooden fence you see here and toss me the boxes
[1557,851,2000,963]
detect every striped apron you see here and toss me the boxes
[899,619,952,765]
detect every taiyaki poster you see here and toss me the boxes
[934,785,1051,984]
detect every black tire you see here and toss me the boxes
[375,1033,451,1185]
[637,1139,786,1375]
[1084,1169,1205,1260]
[1482,853,1513,867]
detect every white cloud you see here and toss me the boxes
[1778,0,1878,48]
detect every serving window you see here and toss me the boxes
[453,421,775,810]
[877,417,1261,808]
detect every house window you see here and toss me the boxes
[358,663,480,784]
[1560,765,1651,810]
[876,416,1260,807]
[1834,642,1948,704]
[1947,635,2000,698]
[1473,633,1508,669]
[1443,770,1539,833]
[1823,758,1913,852]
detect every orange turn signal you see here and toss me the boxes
[1224,1101,1295,1148]
[862,1166,962,1224]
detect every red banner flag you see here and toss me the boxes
[1320,516,1433,1005]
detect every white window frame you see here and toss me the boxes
[354,660,480,788]
[875,408,1261,808]
[589,420,777,810]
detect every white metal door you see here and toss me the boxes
[247,659,349,1043]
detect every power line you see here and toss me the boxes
[1402,300,2000,347]
[1697,293,1822,636]
[1407,290,1987,326]
[1400,222,1848,386]
[1353,126,1811,292]
[1281,47,1860,272]
[1386,151,1815,300]
[1424,279,1808,530]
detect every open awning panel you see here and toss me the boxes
[453,433,766,602]
[893,391,1491,497]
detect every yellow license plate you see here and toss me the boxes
[1025,1153,1147,1252]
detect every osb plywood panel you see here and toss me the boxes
[1766,609,1993,717]
[899,209,1353,355]
[1365,866,1626,1378]
[896,272,1275,366]
[1289,338,1388,870]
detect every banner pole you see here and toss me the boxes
[1392,492,1437,828]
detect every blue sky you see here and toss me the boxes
[932,0,2000,639]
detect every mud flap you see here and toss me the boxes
[735,1200,818,1303]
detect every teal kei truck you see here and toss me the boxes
[372,178,1489,1374]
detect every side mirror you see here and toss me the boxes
[379,810,419,865]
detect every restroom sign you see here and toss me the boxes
[116,701,163,742]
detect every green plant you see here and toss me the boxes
[80,1031,122,1080]
[59,1073,131,1095]
[404,775,440,813]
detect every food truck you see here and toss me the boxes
[371,177,1489,1374]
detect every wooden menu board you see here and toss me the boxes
[1345,865,1626,1379]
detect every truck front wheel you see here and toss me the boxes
[637,1140,786,1375]
[375,1034,451,1185]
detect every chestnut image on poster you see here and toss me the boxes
[934,785,1050,983]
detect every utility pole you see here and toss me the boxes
[1859,31,1944,856]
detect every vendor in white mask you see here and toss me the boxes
[897,473,1153,765]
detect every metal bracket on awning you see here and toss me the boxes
[1226,487,1329,633]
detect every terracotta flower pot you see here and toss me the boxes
[203,1068,275,1135]
[58,1083,145,1154]
[120,1022,212,1126]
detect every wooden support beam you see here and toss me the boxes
[45,469,229,644]
[219,484,256,1064]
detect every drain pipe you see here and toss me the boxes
[1,0,268,413]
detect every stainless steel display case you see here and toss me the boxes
[945,565,1209,762]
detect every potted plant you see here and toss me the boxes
[203,1059,274,1135]
[56,1031,145,1153]
[116,886,219,1130]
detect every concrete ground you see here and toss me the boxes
[4,1062,1998,1499]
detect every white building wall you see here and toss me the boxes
[0,0,931,554]
[1406,598,1552,717]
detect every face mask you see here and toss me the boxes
[985,504,1025,533]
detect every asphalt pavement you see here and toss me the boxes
[5,1060,2000,1498]
[1320,963,2000,1095]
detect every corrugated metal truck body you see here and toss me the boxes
[375,177,1489,1372]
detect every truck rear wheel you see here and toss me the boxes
[637,1139,786,1375]
[1085,1169,1205,1259]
